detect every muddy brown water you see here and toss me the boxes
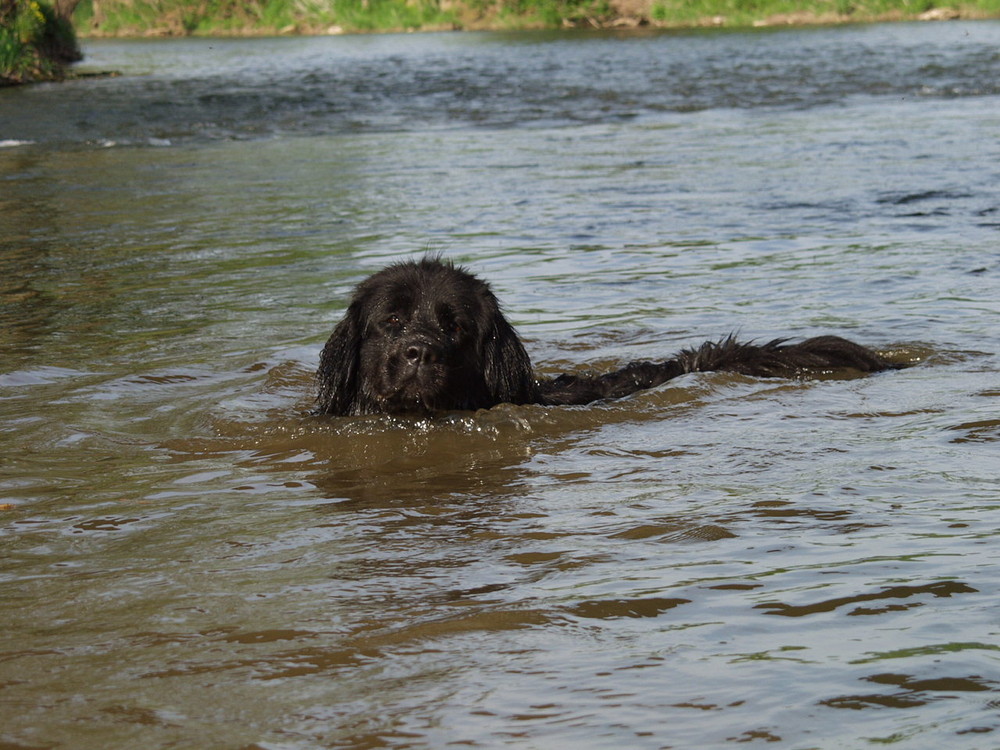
[1,21,999,748]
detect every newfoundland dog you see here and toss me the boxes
[316,258,901,416]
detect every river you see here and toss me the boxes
[1,20,999,749]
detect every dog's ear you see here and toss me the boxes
[316,301,364,416]
[481,312,539,407]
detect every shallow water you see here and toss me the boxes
[1,21,999,749]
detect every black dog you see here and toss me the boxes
[316,258,900,416]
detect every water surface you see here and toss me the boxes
[1,21,999,749]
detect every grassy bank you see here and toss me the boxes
[1,0,81,84]
[71,0,1000,37]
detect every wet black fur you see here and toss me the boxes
[316,258,900,416]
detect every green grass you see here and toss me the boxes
[71,0,464,35]
[57,0,1000,38]
[324,0,457,32]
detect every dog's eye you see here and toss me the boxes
[384,314,402,328]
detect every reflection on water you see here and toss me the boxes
[2,19,1000,750]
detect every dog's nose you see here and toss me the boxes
[404,342,437,365]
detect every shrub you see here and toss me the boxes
[1,0,80,85]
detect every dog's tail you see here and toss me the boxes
[539,335,905,406]
[675,334,906,379]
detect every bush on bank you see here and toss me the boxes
[1,0,81,84]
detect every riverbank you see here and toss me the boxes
[71,0,1000,38]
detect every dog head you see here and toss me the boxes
[316,258,539,415]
